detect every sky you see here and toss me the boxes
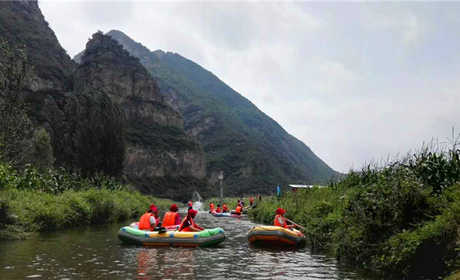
[39,0,460,173]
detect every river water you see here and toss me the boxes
[0,209,371,280]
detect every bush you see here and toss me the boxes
[248,146,460,279]
[375,185,460,278]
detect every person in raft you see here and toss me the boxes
[138,204,160,231]
[188,201,193,208]
[179,208,204,232]
[162,204,181,227]
[209,202,215,213]
[273,208,295,229]
[222,203,229,213]
[233,204,243,215]
[215,204,222,213]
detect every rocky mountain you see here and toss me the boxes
[103,30,339,195]
[76,32,208,198]
[0,1,210,200]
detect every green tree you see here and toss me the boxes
[30,127,55,170]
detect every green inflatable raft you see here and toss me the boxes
[118,226,225,247]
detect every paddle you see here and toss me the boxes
[285,218,306,231]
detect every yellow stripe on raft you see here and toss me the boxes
[147,231,199,238]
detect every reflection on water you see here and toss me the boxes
[135,247,195,280]
[0,210,371,280]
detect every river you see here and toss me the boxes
[0,208,371,279]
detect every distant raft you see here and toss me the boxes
[247,226,306,248]
[118,226,225,247]
[210,212,242,218]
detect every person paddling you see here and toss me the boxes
[138,204,159,231]
[162,204,181,227]
[222,203,229,213]
[273,208,295,229]
[179,208,203,232]
[216,204,222,213]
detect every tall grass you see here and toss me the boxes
[0,162,176,239]
[249,144,460,279]
[1,188,173,233]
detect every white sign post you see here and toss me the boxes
[218,171,224,203]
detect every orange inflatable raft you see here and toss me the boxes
[247,226,306,247]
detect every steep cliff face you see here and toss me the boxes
[106,30,340,195]
[0,1,127,176]
[76,33,208,198]
[0,0,74,92]
[0,2,209,200]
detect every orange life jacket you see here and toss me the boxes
[209,203,215,211]
[222,204,228,212]
[273,214,287,228]
[216,207,222,213]
[162,211,179,227]
[235,206,242,214]
[139,212,155,231]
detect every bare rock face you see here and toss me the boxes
[76,32,207,190]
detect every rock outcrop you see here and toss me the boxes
[76,32,207,187]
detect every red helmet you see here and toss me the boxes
[150,204,158,213]
[188,208,198,217]
[275,208,285,215]
[170,204,178,212]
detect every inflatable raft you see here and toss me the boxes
[247,226,306,247]
[211,212,241,218]
[118,226,225,247]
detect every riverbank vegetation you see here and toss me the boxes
[249,144,460,279]
[0,163,174,240]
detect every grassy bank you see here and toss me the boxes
[249,146,460,279]
[0,163,174,239]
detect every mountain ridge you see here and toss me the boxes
[102,29,339,194]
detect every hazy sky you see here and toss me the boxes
[40,0,460,172]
